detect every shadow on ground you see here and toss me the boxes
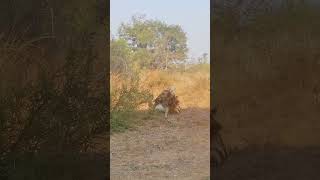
[2,152,108,180]
[213,145,320,180]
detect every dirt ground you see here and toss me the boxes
[110,107,210,180]
[108,69,210,180]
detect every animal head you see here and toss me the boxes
[154,87,181,114]
[167,86,176,95]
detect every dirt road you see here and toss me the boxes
[110,107,210,180]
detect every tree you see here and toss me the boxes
[198,53,209,64]
[118,14,188,70]
[110,38,132,74]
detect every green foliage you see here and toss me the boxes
[131,48,153,70]
[198,53,209,64]
[111,19,189,72]
[117,14,188,70]
[110,38,132,74]
[112,86,152,112]
[110,111,132,133]
[110,72,153,133]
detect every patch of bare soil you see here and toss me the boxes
[110,107,210,180]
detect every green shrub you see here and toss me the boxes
[110,72,153,132]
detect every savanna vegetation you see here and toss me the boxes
[110,14,210,133]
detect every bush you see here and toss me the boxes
[110,72,153,132]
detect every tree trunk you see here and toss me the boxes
[165,52,168,70]
[165,38,168,70]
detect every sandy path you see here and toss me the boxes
[110,107,210,180]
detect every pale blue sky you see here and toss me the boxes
[111,0,210,61]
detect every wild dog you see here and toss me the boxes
[154,86,181,119]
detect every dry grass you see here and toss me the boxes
[110,66,210,111]
[110,65,210,132]
[140,68,210,109]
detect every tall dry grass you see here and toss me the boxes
[140,68,210,108]
[110,64,210,132]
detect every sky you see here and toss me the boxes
[111,0,210,61]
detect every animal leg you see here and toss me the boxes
[177,105,181,113]
[165,107,169,119]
